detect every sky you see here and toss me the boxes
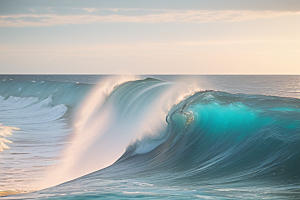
[0,0,299,74]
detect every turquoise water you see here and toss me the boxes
[0,75,299,199]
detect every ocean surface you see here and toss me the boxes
[0,75,299,199]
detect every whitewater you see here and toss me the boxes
[0,75,299,199]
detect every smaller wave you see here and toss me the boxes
[0,95,69,191]
[0,80,92,107]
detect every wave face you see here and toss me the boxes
[1,76,300,199]
[119,91,300,183]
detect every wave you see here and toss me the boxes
[1,76,300,199]
[42,76,201,189]
[54,79,299,199]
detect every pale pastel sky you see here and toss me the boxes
[0,0,299,74]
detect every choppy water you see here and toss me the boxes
[0,75,299,199]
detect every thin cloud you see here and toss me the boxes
[0,9,299,27]
[83,8,98,13]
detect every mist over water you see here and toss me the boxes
[0,75,299,199]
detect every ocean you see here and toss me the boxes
[0,75,299,199]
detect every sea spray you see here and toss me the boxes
[41,75,138,189]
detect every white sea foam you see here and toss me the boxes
[0,124,19,152]
[193,194,215,199]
